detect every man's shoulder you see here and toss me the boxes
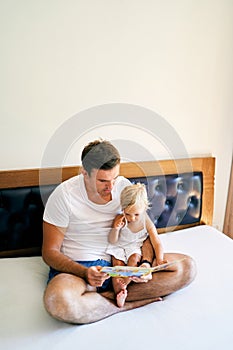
[61,174,81,186]
[52,174,82,195]
[116,175,131,184]
[115,176,131,190]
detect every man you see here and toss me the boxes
[42,139,196,324]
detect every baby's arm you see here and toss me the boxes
[108,214,125,244]
[146,214,167,265]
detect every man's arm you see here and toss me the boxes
[146,215,167,265]
[42,221,108,287]
[141,237,154,266]
[42,222,87,279]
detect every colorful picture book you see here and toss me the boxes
[100,258,186,277]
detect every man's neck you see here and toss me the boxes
[86,191,112,204]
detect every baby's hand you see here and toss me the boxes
[113,214,126,229]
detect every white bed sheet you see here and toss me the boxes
[1,225,233,350]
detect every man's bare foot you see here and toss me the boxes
[116,288,128,307]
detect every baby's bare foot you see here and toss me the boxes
[116,289,128,308]
[113,277,127,293]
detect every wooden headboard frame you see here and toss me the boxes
[0,156,215,233]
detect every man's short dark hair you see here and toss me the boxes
[81,140,120,175]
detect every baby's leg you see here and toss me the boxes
[127,253,141,267]
[111,257,128,307]
[113,253,141,307]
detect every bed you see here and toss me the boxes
[1,157,233,350]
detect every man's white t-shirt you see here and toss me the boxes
[43,174,131,262]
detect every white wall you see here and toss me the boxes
[1,0,233,230]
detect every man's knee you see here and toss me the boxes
[43,284,74,322]
[184,254,197,284]
[43,275,87,323]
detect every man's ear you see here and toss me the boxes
[81,167,88,177]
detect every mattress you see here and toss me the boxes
[1,225,233,350]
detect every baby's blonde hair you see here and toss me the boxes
[120,183,149,210]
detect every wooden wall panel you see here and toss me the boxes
[223,159,233,238]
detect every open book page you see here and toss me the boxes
[100,258,186,277]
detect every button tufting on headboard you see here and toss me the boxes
[128,172,203,229]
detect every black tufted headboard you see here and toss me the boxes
[0,185,56,256]
[0,157,215,258]
[130,172,203,228]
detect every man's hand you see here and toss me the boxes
[86,266,109,287]
[130,274,152,283]
[156,259,168,266]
